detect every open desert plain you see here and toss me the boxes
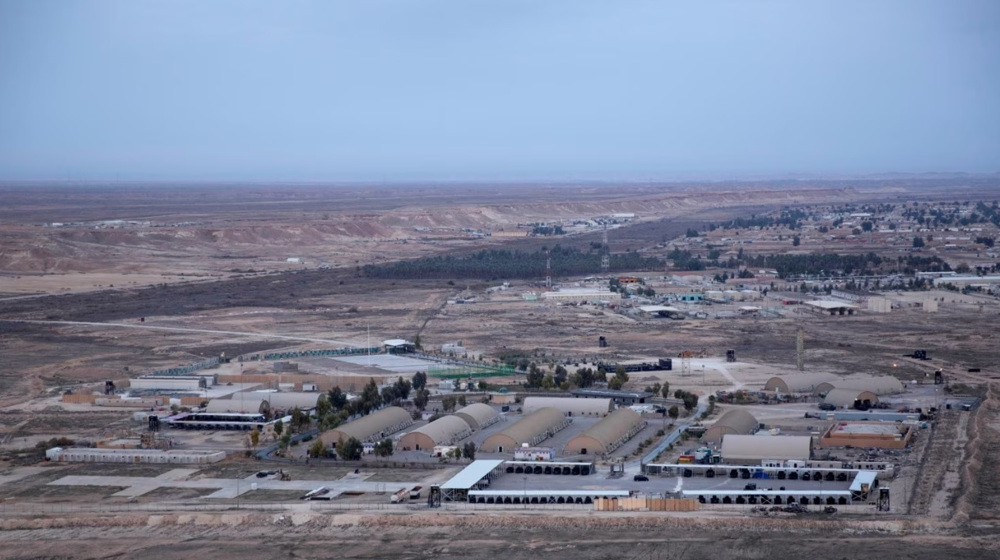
[3,1,1000,558]
[0,180,999,560]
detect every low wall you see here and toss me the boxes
[594,497,699,512]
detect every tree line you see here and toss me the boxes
[361,246,663,280]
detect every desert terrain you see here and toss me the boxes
[1,179,999,559]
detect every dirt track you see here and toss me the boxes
[0,510,997,560]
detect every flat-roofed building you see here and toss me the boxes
[522,396,611,417]
[721,434,812,465]
[541,288,621,303]
[205,397,269,414]
[818,421,914,449]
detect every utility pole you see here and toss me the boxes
[796,328,804,371]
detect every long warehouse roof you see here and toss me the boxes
[441,459,505,490]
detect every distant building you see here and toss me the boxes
[570,388,653,406]
[818,421,914,449]
[541,288,621,303]
[720,434,812,465]
[382,339,416,354]
[514,446,554,461]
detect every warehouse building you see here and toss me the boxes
[805,299,859,315]
[481,408,569,453]
[205,397,269,414]
[563,408,646,456]
[818,421,914,449]
[320,406,414,447]
[701,409,759,445]
[541,288,621,303]
[454,403,501,431]
[571,388,654,405]
[522,396,611,417]
[130,376,211,391]
[398,415,472,451]
[763,373,839,395]
[45,447,225,464]
[720,434,812,465]
[822,388,879,409]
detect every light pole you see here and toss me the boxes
[523,476,527,510]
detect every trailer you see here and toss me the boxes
[390,487,409,503]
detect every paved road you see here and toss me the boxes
[15,319,362,347]
[633,359,741,472]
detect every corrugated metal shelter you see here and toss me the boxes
[522,396,611,417]
[836,375,904,396]
[398,415,472,451]
[454,403,501,431]
[481,408,569,453]
[721,434,812,464]
[822,388,879,408]
[563,408,646,455]
[205,397,269,414]
[702,409,758,444]
[320,407,414,446]
[763,373,839,395]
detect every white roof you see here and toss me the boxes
[441,459,505,490]
[522,397,611,416]
[470,490,629,497]
[639,305,681,313]
[682,490,850,497]
[850,470,878,492]
[382,339,410,346]
[806,300,859,310]
[721,434,812,462]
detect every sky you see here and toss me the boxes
[1,0,999,182]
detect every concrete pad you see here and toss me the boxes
[155,468,200,481]
[47,473,415,499]
[0,466,49,486]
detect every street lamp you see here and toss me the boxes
[523,475,527,510]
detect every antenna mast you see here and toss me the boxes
[545,249,552,288]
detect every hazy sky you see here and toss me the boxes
[1,0,998,182]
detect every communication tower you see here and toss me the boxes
[601,222,610,273]
[545,249,552,288]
